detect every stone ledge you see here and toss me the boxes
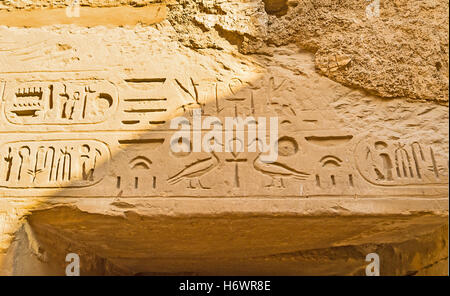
[0,4,166,27]
[2,197,447,217]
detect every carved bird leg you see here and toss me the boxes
[272,177,285,188]
[198,179,211,190]
[265,177,277,188]
[188,179,196,189]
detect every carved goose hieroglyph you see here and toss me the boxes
[253,153,310,188]
[167,151,220,189]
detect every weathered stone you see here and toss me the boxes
[0,0,448,276]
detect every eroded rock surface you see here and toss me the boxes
[0,0,448,275]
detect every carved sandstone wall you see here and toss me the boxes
[0,0,448,275]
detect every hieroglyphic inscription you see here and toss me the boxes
[0,140,109,188]
[3,81,117,124]
[355,139,448,186]
[0,73,447,197]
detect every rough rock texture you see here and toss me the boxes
[0,0,448,276]
[268,0,449,103]
[168,0,449,102]
[1,1,448,102]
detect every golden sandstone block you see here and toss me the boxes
[0,0,448,276]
